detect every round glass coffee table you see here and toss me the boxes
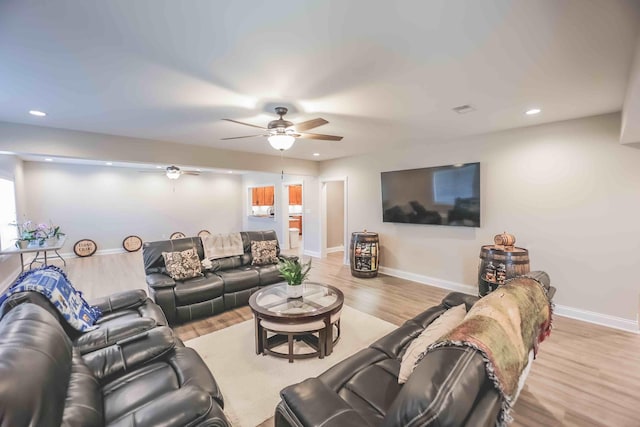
[249,282,344,361]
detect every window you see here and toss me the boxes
[0,178,17,250]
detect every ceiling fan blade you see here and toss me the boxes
[182,172,201,176]
[292,118,329,132]
[138,171,165,174]
[220,134,268,140]
[297,132,343,141]
[222,118,267,130]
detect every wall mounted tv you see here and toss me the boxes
[381,162,480,227]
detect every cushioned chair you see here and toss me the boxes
[0,303,230,427]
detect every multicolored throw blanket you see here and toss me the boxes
[0,266,101,331]
[425,275,553,426]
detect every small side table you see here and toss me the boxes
[0,236,67,272]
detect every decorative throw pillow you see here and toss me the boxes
[162,248,203,280]
[398,303,467,384]
[251,240,278,265]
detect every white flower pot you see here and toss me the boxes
[286,284,303,299]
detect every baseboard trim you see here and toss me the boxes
[553,304,638,333]
[303,250,322,258]
[379,266,639,334]
[326,245,344,254]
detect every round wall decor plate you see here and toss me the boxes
[170,232,186,240]
[197,229,212,238]
[122,235,143,252]
[74,239,97,257]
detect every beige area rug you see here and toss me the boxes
[186,305,397,427]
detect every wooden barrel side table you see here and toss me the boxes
[350,232,379,278]
[478,245,530,296]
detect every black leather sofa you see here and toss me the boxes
[275,286,554,427]
[0,294,230,426]
[144,230,288,324]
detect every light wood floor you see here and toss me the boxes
[58,251,640,427]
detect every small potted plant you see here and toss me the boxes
[278,257,312,299]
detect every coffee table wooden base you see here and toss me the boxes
[262,330,326,363]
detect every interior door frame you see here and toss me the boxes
[281,181,304,251]
[319,176,348,264]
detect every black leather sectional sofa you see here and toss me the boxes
[0,289,230,427]
[276,283,555,427]
[144,230,288,324]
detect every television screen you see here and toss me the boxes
[381,162,480,227]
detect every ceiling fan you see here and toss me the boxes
[139,165,200,180]
[221,107,343,151]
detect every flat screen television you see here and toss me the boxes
[381,162,480,227]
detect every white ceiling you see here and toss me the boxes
[1,0,639,161]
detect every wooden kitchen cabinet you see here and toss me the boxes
[288,185,302,205]
[252,186,274,206]
[263,186,274,206]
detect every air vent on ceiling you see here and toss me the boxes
[452,104,476,114]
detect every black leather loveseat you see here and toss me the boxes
[276,281,555,427]
[144,230,289,324]
[0,293,230,426]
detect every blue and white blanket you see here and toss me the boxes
[0,266,101,331]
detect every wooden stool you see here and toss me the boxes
[260,319,326,363]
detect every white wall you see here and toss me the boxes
[0,154,25,289]
[22,162,243,251]
[242,172,320,255]
[326,181,345,248]
[319,113,640,325]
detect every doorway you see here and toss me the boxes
[282,182,303,255]
[320,178,348,264]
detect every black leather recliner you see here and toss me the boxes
[0,302,230,427]
[275,281,555,427]
[144,230,288,324]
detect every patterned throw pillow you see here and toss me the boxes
[251,240,279,265]
[162,248,203,280]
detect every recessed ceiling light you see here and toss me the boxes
[313,153,320,157]
[525,108,541,115]
[44,158,53,162]
[29,110,47,117]
[227,171,233,174]
[155,165,162,169]
[105,162,113,166]
[196,169,201,172]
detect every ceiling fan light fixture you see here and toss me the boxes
[166,166,181,180]
[268,134,295,151]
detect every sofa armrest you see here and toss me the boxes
[82,326,176,381]
[146,273,176,289]
[74,316,158,354]
[279,255,299,263]
[278,378,374,427]
[91,289,147,314]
